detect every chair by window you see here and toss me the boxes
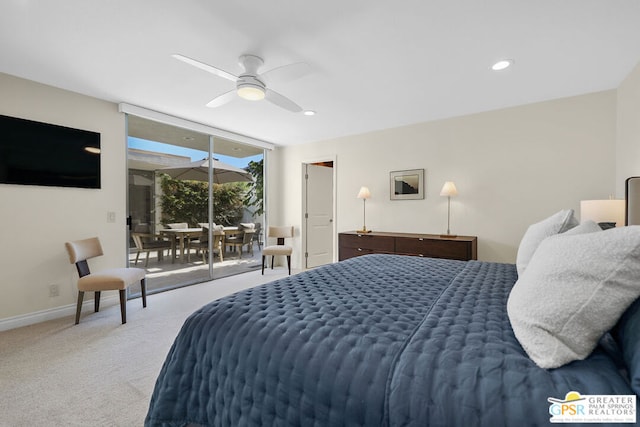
[188,227,225,263]
[262,226,293,275]
[64,237,147,324]
[131,233,173,267]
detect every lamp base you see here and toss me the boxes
[358,228,372,234]
[440,234,457,239]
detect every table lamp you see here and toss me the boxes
[440,181,458,237]
[580,199,625,229]
[357,186,371,233]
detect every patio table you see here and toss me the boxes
[160,228,204,263]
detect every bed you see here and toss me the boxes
[145,211,640,427]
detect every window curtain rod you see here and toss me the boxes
[118,103,275,151]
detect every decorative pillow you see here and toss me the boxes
[562,220,602,236]
[507,226,640,369]
[613,297,640,394]
[515,209,578,276]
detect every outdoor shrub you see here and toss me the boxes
[160,175,245,226]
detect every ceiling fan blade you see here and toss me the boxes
[206,90,237,108]
[172,54,238,82]
[265,89,303,113]
[261,62,310,84]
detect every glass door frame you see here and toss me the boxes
[122,104,273,297]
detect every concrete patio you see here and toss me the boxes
[128,242,265,296]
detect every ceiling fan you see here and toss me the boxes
[172,53,310,113]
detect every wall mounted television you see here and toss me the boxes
[0,114,101,189]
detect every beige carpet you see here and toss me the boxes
[0,268,293,427]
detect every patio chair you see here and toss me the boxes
[262,226,293,275]
[188,227,225,263]
[226,225,255,258]
[252,222,263,250]
[65,237,147,324]
[131,233,174,267]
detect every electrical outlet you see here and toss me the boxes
[49,284,60,298]
[107,211,116,223]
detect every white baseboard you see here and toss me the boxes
[0,295,118,332]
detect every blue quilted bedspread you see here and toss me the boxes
[145,254,634,427]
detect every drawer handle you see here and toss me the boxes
[418,238,424,241]
[358,248,363,251]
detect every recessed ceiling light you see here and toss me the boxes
[491,59,514,71]
[303,110,316,116]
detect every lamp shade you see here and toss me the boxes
[357,186,371,199]
[440,181,458,197]
[580,199,625,227]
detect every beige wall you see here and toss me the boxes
[0,73,126,325]
[269,90,618,266]
[617,61,640,196]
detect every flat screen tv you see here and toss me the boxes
[0,114,101,189]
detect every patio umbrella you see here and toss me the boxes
[159,158,253,184]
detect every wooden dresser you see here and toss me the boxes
[339,231,477,261]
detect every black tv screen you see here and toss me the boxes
[0,114,101,189]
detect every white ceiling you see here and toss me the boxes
[2,1,640,147]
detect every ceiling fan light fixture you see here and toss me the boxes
[237,84,265,101]
[491,59,514,71]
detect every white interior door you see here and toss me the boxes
[305,163,334,268]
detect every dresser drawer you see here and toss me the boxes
[395,237,473,260]
[339,246,377,260]
[339,233,394,251]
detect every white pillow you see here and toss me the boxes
[507,226,640,369]
[515,209,578,276]
[563,220,602,235]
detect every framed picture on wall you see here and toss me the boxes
[390,169,424,200]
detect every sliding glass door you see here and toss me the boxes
[125,115,264,296]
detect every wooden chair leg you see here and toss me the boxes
[75,291,85,324]
[145,251,150,267]
[134,252,140,265]
[119,289,127,324]
[141,278,147,308]
[262,255,266,275]
[94,291,101,312]
[287,255,291,275]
